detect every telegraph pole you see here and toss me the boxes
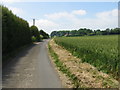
[33,19,35,26]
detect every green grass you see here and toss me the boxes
[48,43,81,88]
[54,35,119,79]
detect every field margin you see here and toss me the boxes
[48,40,82,88]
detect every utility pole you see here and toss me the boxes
[33,19,35,26]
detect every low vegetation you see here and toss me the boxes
[48,43,80,88]
[49,39,119,88]
[54,35,119,79]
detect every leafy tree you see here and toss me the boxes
[94,29,102,35]
[50,28,120,37]
[30,25,41,42]
[39,30,49,39]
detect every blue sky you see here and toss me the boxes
[3,2,118,34]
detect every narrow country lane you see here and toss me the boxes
[2,39,62,88]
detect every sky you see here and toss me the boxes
[2,1,119,34]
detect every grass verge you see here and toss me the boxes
[48,42,82,88]
[48,39,119,88]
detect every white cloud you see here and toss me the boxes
[96,9,118,19]
[1,0,119,3]
[35,19,59,27]
[9,7,24,16]
[72,10,87,15]
[29,19,59,34]
[44,8,118,34]
[2,0,21,3]
[45,9,86,20]
[29,8,118,34]
[3,5,24,16]
[72,17,117,30]
[68,9,118,30]
[45,12,75,20]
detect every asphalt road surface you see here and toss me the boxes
[2,39,62,88]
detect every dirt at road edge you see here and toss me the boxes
[49,39,119,88]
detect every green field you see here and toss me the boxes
[54,35,119,79]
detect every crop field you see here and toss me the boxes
[54,35,119,79]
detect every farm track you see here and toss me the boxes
[2,39,62,88]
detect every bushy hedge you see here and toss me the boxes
[2,6,32,55]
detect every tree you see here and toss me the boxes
[30,25,41,42]
[50,28,120,37]
[39,30,49,39]
[70,30,78,36]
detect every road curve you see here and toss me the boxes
[2,39,62,88]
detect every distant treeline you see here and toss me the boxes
[51,28,120,37]
[2,6,49,58]
[30,26,49,42]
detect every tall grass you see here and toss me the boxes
[54,35,119,79]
